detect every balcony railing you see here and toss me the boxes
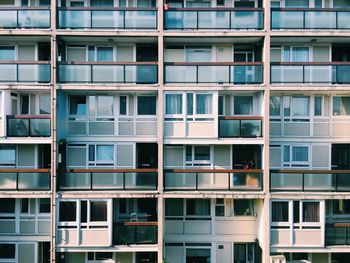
[58,62,158,84]
[7,115,51,137]
[58,169,157,190]
[164,8,263,30]
[0,168,50,191]
[113,222,158,245]
[326,224,350,246]
[219,116,263,138]
[0,7,50,29]
[270,170,350,192]
[0,61,50,83]
[58,7,157,29]
[165,62,263,84]
[164,169,263,191]
[271,62,350,84]
[272,8,350,30]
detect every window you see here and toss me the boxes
[165,94,182,115]
[215,199,225,217]
[333,96,350,116]
[234,243,255,263]
[20,95,29,114]
[333,200,350,215]
[88,145,114,166]
[187,93,213,117]
[59,202,76,222]
[90,201,107,222]
[186,145,211,166]
[89,96,114,116]
[21,198,29,213]
[96,47,113,62]
[186,249,211,263]
[314,96,323,116]
[186,199,210,216]
[165,199,183,217]
[0,46,15,61]
[283,145,309,167]
[234,96,253,115]
[137,96,156,115]
[283,46,309,62]
[69,96,86,115]
[218,96,223,116]
[0,145,15,167]
[270,96,281,116]
[285,0,309,7]
[234,200,255,216]
[39,95,51,114]
[88,252,113,261]
[39,199,50,213]
[283,96,310,117]
[303,202,319,222]
[272,202,288,222]
[0,244,15,259]
[0,199,15,213]
[119,96,127,115]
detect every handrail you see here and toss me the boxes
[327,223,350,227]
[219,116,263,120]
[165,168,262,173]
[67,168,158,173]
[58,7,157,11]
[167,7,264,11]
[271,169,350,174]
[0,7,50,10]
[271,62,350,66]
[0,61,50,64]
[116,221,158,226]
[271,7,350,11]
[59,61,157,65]
[7,115,50,119]
[0,168,50,173]
[165,61,262,66]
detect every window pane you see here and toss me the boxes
[234,200,254,216]
[165,199,183,216]
[59,202,76,222]
[96,145,113,162]
[196,94,212,114]
[89,145,95,162]
[0,198,15,213]
[292,147,308,162]
[96,252,113,260]
[285,0,309,7]
[97,96,113,115]
[218,96,223,115]
[137,96,156,115]
[333,200,350,215]
[187,93,193,115]
[96,47,113,62]
[90,201,107,221]
[20,95,29,114]
[272,202,288,222]
[292,47,309,62]
[283,96,291,116]
[186,145,192,162]
[303,202,320,222]
[0,244,15,259]
[186,249,210,263]
[0,145,15,166]
[39,95,51,114]
[293,201,300,223]
[194,146,210,161]
[283,145,290,162]
[69,96,86,115]
[234,244,246,262]
[0,46,15,61]
[39,199,50,213]
[314,96,322,116]
[234,96,253,115]
[119,96,127,115]
[186,199,210,216]
[81,200,87,223]
[21,198,29,213]
[291,97,309,116]
[166,94,182,115]
[333,97,350,116]
[270,96,280,116]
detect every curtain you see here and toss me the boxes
[39,95,51,114]
[166,94,182,115]
[285,0,309,7]
[97,96,114,115]
[137,96,156,115]
[272,202,288,222]
[292,47,309,62]
[90,0,114,7]
[187,93,193,115]
[270,96,281,116]
[90,201,107,221]
[196,94,212,114]
[292,146,308,162]
[187,199,210,216]
[97,47,113,62]
[186,49,211,62]
[96,145,114,161]
[291,97,309,116]
[186,1,211,7]
[339,97,350,115]
[234,96,253,115]
[303,202,320,222]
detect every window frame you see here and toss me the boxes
[332,96,350,117]
[88,144,115,167]
[164,92,184,119]
[136,95,157,117]
[185,145,212,167]
[233,243,255,263]
[282,144,310,168]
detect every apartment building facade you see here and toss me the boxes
[0,0,349,263]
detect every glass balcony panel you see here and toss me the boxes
[165,11,184,29]
[270,173,302,191]
[271,65,304,83]
[113,225,157,245]
[219,119,240,137]
[198,66,229,83]
[125,11,157,29]
[336,65,350,83]
[0,173,16,190]
[0,11,17,28]
[92,65,121,83]
[304,65,332,83]
[336,173,350,191]
[18,10,50,28]
[124,172,157,189]
[29,119,51,137]
[58,10,91,28]
[230,11,262,29]
[89,121,115,135]
[164,172,196,189]
[92,10,123,28]
[326,227,347,245]
[165,66,196,83]
[8,119,29,136]
[0,64,16,82]
[128,65,157,84]
[17,64,50,82]
[59,172,91,190]
[241,120,262,137]
[338,12,350,29]
[231,173,262,190]
[303,173,334,191]
[58,65,91,83]
[17,173,50,190]
[271,11,303,29]
[198,11,229,29]
[232,65,262,83]
[183,11,198,28]
[305,11,336,29]
[197,172,228,190]
[91,172,124,189]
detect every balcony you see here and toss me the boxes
[164,8,263,30]
[326,224,350,246]
[271,8,350,30]
[164,169,263,191]
[219,116,263,138]
[165,62,263,84]
[0,7,50,29]
[58,62,158,84]
[7,115,51,137]
[113,222,158,245]
[58,169,157,190]
[58,7,157,30]
[270,170,350,192]
[0,61,50,83]
[270,62,350,84]
[0,169,50,191]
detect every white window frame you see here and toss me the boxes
[186,92,215,120]
[136,95,157,117]
[185,145,213,167]
[332,95,350,117]
[282,144,310,168]
[232,95,254,116]
[88,144,115,167]
[164,92,184,119]
[85,252,115,263]
[233,243,255,263]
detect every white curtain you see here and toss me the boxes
[166,94,182,115]
[234,96,253,115]
[96,145,114,161]
[292,146,308,162]
[291,97,309,116]
[303,202,320,222]
[196,94,212,114]
[97,96,114,115]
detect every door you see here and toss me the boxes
[332,144,350,170]
[136,143,158,168]
[136,45,158,83]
